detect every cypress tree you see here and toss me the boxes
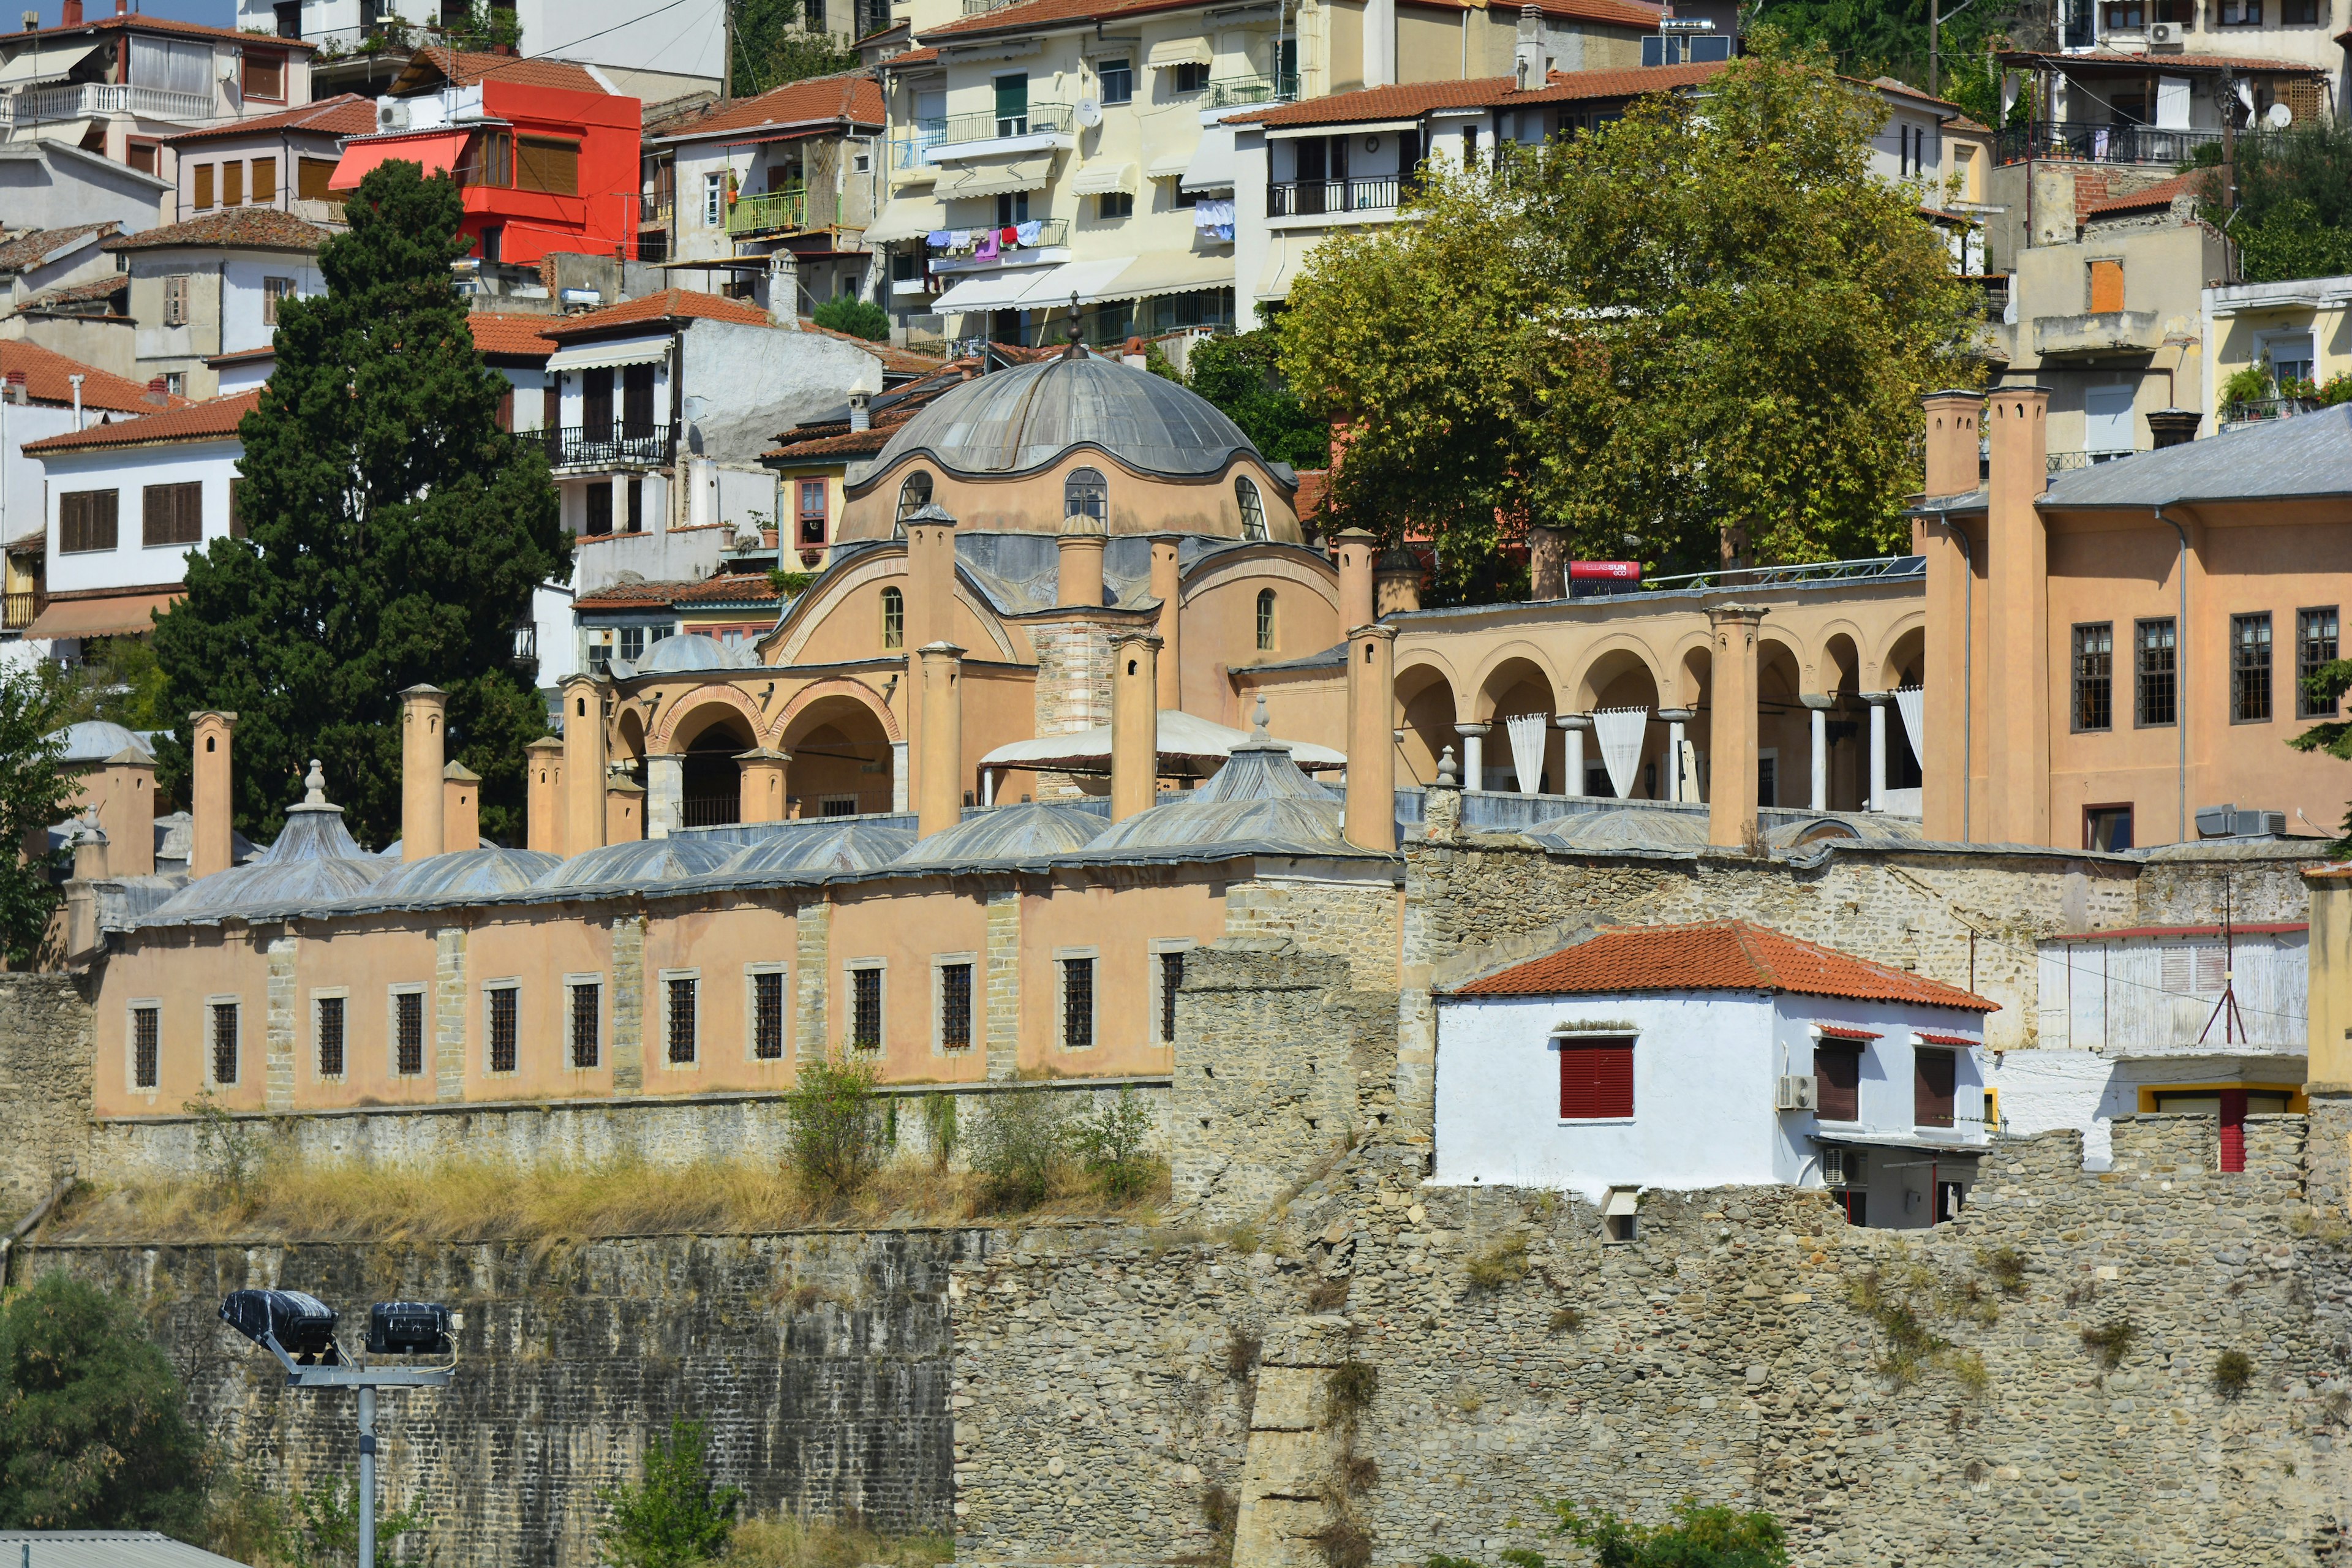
[153,161,567,848]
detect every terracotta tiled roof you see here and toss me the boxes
[0,13,315,48]
[1452,919,1998,1011]
[885,45,939,66]
[2086,168,2211,219]
[1994,46,2326,74]
[660,71,885,140]
[924,0,1653,36]
[1868,75,1963,111]
[1237,61,1721,127]
[5,274,127,316]
[1947,113,1993,135]
[105,209,333,254]
[0,222,118,273]
[673,572,782,604]
[766,418,902,461]
[165,94,380,146]
[22,390,262,455]
[1405,0,1662,20]
[575,578,695,611]
[541,288,772,336]
[0,341,181,413]
[390,45,607,94]
[466,311,559,358]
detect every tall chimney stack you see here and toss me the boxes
[1333,528,1376,632]
[1343,624,1397,853]
[399,684,447,862]
[916,641,965,838]
[1987,386,2051,845]
[737,748,789,822]
[442,761,480,853]
[94,747,156,876]
[1704,603,1767,851]
[903,502,958,652]
[1149,534,1183,712]
[525,736,564,854]
[1057,513,1106,608]
[189,710,236,878]
[1920,389,1981,499]
[1110,630,1163,823]
[561,676,608,855]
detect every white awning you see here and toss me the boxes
[980,709,1346,775]
[932,270,1049,314]
[1090,251,1232,303]
[1146,146,1191,179]
[1068,160,1136,195]
[544,333,672,373]
[1254,236,1321,300]
[1144,37,1213,68]
[1015,256,1139,306]
[864,196,945,243]
[1178,124,1235,190]
[940,157,1053,199]
[1268,118,1420,140]
[0,40,101,88]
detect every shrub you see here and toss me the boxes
[1549,1498,1790,1568]
[1224,1329,1261,1382]
[596,1415,742,1568]
[1305,1278,1351,1312]
[1071,1088,1156,1202]
[783,1058,886,1199]
[811,298,890,341]
[2214,1348,2256,1398]
[918,1093,957,1171]
[1200,1485,1238,1567]
[2081,1317,2137,1371]
[1549,1305,1583,1334]
[186,1090,263,1199]
[1464,1233,1530,1289]
[966,1088,1069,1212]
[281,1471,432,1568]
[1324,1362,1378,1426]
[1306,1512,1371,1568]
[2222,363,2275,411]
[1980,1247,2029,1297]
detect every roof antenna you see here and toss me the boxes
[2198,870,2247,1046]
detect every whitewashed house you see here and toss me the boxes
[1434,919,1997,1230]
[104,208,330,400]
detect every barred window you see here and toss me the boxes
[881,586,904,651]
[1159,949,1185,1044]
[939,962,972,1049]
[488,986,518,1073]
[211,1001,238,1085]
[2232,612,2272,722]
[1256,589,1276,652]
[2299,606,2339,720]
[316,995,344,1079]
[2136,618,2175,726]
[2072,622,2113,731]
[753,970,786,1060]
[852,966,883,1050]
[667,976,697,1064]
[132,1006,159,1089]
[1061,957,1095,1049]
[394,989,425,1076]
[569,981,600,1069]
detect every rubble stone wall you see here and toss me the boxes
[0,972,93,1218]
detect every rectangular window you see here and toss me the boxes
[211,1001,239,1085]
[59,490,119,553]
[619,625,646,662]
[1098,190,1133,219]
[393,988,426,1076]
[251,156,278,205]
[994,70,1030,134]
[192,164,214,211]
[798,479,827,545]
[1172,60,1210,92]
[666,976,697,1064]
[1159,949,1185,1044]
[486,985,518,1073]
[1099,57,1133,104]
[464,128,513,187]
[558,979,599,1068]
[585,481,613,538]
[1815,1042,1861,1121]
[1913,1048,1956,1129]
[241,48,284,99]
[704,172,726,227]
[2232,611,2273,722]
[223,162,245,208]
[299,157,339,204]
[2283,0,2320,20]
[2299,606,2339,718]
[164,273,190,327]
[752,969,786,1060]
[316,995,345,1079]
[2072,622,2113,731]
[2086,804,2134,850]
[2136,617,2176,726]
[1061,956,1095,1048]
[626,477,645,534]
[2220,0,2259,21]
[821,796,859,818]
[143,482,203,548]
[516,137,580,196]
[621,361,656,431]
[851,964,883,1049]
[938,961,972,1049]
[263,276,295,325]
[132,1005,159,1089]
[1557,1038,1634,1119]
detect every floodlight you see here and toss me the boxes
[367,1302,454,1357]
[221,1289,339,1359]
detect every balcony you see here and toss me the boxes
[891,121,947,172]
[2,590,42,632]
[0,82,214,127]
[1207,72,1299,108]
[2046,449,2135,472]
[930,218,1068,263]
[1266,176,1403,219]
[544,422,677,471]
[2032,310,2163,360]
[930,104,1076,158]
[2221,394,2322,432]
[727,187,809,238]
[1994,119,2225,166]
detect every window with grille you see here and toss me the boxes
[851,966,883,1049]
[1814,1042,1860,1121]
[2136,617,2176,726]
[666,976,697,1064]
[2299,606,2339,718]
[143,482,203,547]
[1065,466,1109,522]
[753,970,786,1059]
[487,986,518,1073]
[938,962,972,1049]
[881,586,904,650]
[1235,476,1267,540]
[569,981,600,1068]
[394,989,425,1076]
[1913,1049,1956,1129]
[165,273,190,325]
[2232,612,2272,722]
[211,1002,239,1085]
[132,1006,159,1089]
[1557,1038,1634,1118]
[1061,957,1095,1049]
[59,490,119,553]
[263,276,295,325]
[1255,589,1276,652]
[1159,949,1184,1043]
[316,995,344,1078]
[2072,622,2113,731]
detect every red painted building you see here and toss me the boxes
[326,49,641,266]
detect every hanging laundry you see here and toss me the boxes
[1001,225,1019,245]
[1193,198,1235,241]
[975,230,1000,261]
[1016,219,1042,245]
[927,230,952,248]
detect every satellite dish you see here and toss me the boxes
[1076,97,1103,127]
[2267,100,2293,128]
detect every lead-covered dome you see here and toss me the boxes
[868,350,1262,480]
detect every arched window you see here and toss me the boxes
[895,470,932,538]
[1235,475,1267,541]
[881,586,904,650]
[1256,588,1276,652]
[1065,466,1108,523]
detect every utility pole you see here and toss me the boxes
[721,0,734,104]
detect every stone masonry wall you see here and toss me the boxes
[0,973,92,1219]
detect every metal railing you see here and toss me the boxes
[935,104,1074,148]
[681,795,741,827]
[2226,394,2320,424]
[931,218,1068,253]
[1994,119,2225,166]
[1207,71,1299,107]
[890,123,947,169]
[510,622,537,666]
[1643,554,1926,592]
[2,590,40,631]
[2046,449,2134,471]
[0,82,214,126]
[726,187,809,237]
[1266,176,1402,217]
[543,421,677,469]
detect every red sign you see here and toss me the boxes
[1569,560,1642,581]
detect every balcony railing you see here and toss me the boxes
[2,590,41,631]
[935,104,1075,149]
[930,218,1068,255]
[1207,71,1299,107]
[891,121,948,170]
[2046,449,2135,472]
[1266,176,1402,217]
[681,794,741,827]
[1994,119,2225,166]
[2222,394,2321,430]
[0,82,214,127]
[727,187,809,237]
[543,421,677,470]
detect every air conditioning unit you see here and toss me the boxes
[2150,21,2176,39]
[1776,1074,1819,1112]
[2195,802,2287,839]
[1821,1147,1849,1187]
[377,99,410,132]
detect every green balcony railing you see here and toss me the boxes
[1207,72,1299,107]
[727,187,809,237]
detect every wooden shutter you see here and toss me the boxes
[252,156,277,205]
[516,137,579,195]
[542,380,560,431]
[143,481,203,546]
[60,490,119,553]
[2218,1087,2248,1173]
[298,157,338,203]
[126,140,157,175]
[164,274,189,326]
[1558,1039,1634,1120]
[192,164,213,211]
[224,161,245,208]
[496,385,514,432]
[621,363,655,431]
[1815,1043,1861,1121]
[1913,1049,1956,1129]
[582,366,614,430]
[2089,258,2124,314]
[242,49,284,99]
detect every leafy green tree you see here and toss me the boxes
[37,637,169,733]
[282,1470,432,1568]
[150,160,567,848]
[729,0,859,95]
[1279,35,1978,601]
[1752,0,2019,128]
[0,1272,206,1533]
[812,296,891,340]
[1182,330,1330,470]
[0,664,73,968]
[2199,126,2352,284]
[597,1417,742,1568]
[1427,1499,1788,1568]
[783,1057,886,1198]
[436,0,522,51]
[2290,657,2352,848]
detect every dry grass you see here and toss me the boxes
[724,1515,952,1568]
[50,1152,1168,1248]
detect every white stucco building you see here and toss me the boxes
[1434,919,1997,1230]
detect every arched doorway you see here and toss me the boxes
[783,695,897,817]
[680,714,754,827]
[1822,633,1864,812]
[1758,638,1806,810]
[1883,627,1926,793]
[1395,663,1459,786]
[1575,648,1663,799]
[1478,655,1558,794]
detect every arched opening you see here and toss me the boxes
[895,471,932,537]
[1757,638,1805,810]
[1822,632,1864,812]
[881,586,904,651]
[784,695,896,818]
[1883,627,1926,791]
[1235,476,1267,541]
[676,709,753,827]
[1577,648,1662,799]
[1673,643,1711,804]
[614,706,648,783]
[1066,467,1107,522]
[1477,655,1556,794]
[1256,588,1276,651]
[1394,663,1458,786]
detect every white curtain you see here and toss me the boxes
[130,36,212,96]
[1504,713,1549,795]
[1591,707,1648,799]
[1894,686,1925,772]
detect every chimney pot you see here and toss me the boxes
[848,390,871,432]
[400,684,448,863]
[144,376,168,405]
[2147,407,2202,448]
[60,0,81,23]
[1110,631,1163,823]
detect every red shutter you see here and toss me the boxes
[1913,1049,1956,1129]
[2219,1088,2247,1173]
[1815,1045,1861,1121]
[1559,1041,1634,1119]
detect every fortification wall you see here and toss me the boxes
[0,973,94,1217]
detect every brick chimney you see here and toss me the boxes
[189,710,236,878]
[4,370,26,405]
[2147,407,2202,448]
[442,761,479,854]
[1343,624,1396,853]
[916,641,965,838]
[1986,386,2051,845]
[399,684,447,862]
[143,377,167,405]
[1110,631,1161,823]
[61,0,83,24]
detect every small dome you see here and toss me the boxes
[1526,808,1709,852]
[347,848,562,908]
[535,835,738,893]
[869,352,1264,481]
[897,802,1106,867]
[715,821,916,882]
[144,785,386,926]
[51,721,153,766]
[635,633,755,674]
[1074,736,1350,859]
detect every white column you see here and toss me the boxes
[982,767,997,807]
[645,754,682,839]
[1804,693,1831,812]
[1457,722,1488,793]
[892,741,910,812]
[1559,714,1590,797]
[1658,709,1694,802]
[1865,692,1891,813]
